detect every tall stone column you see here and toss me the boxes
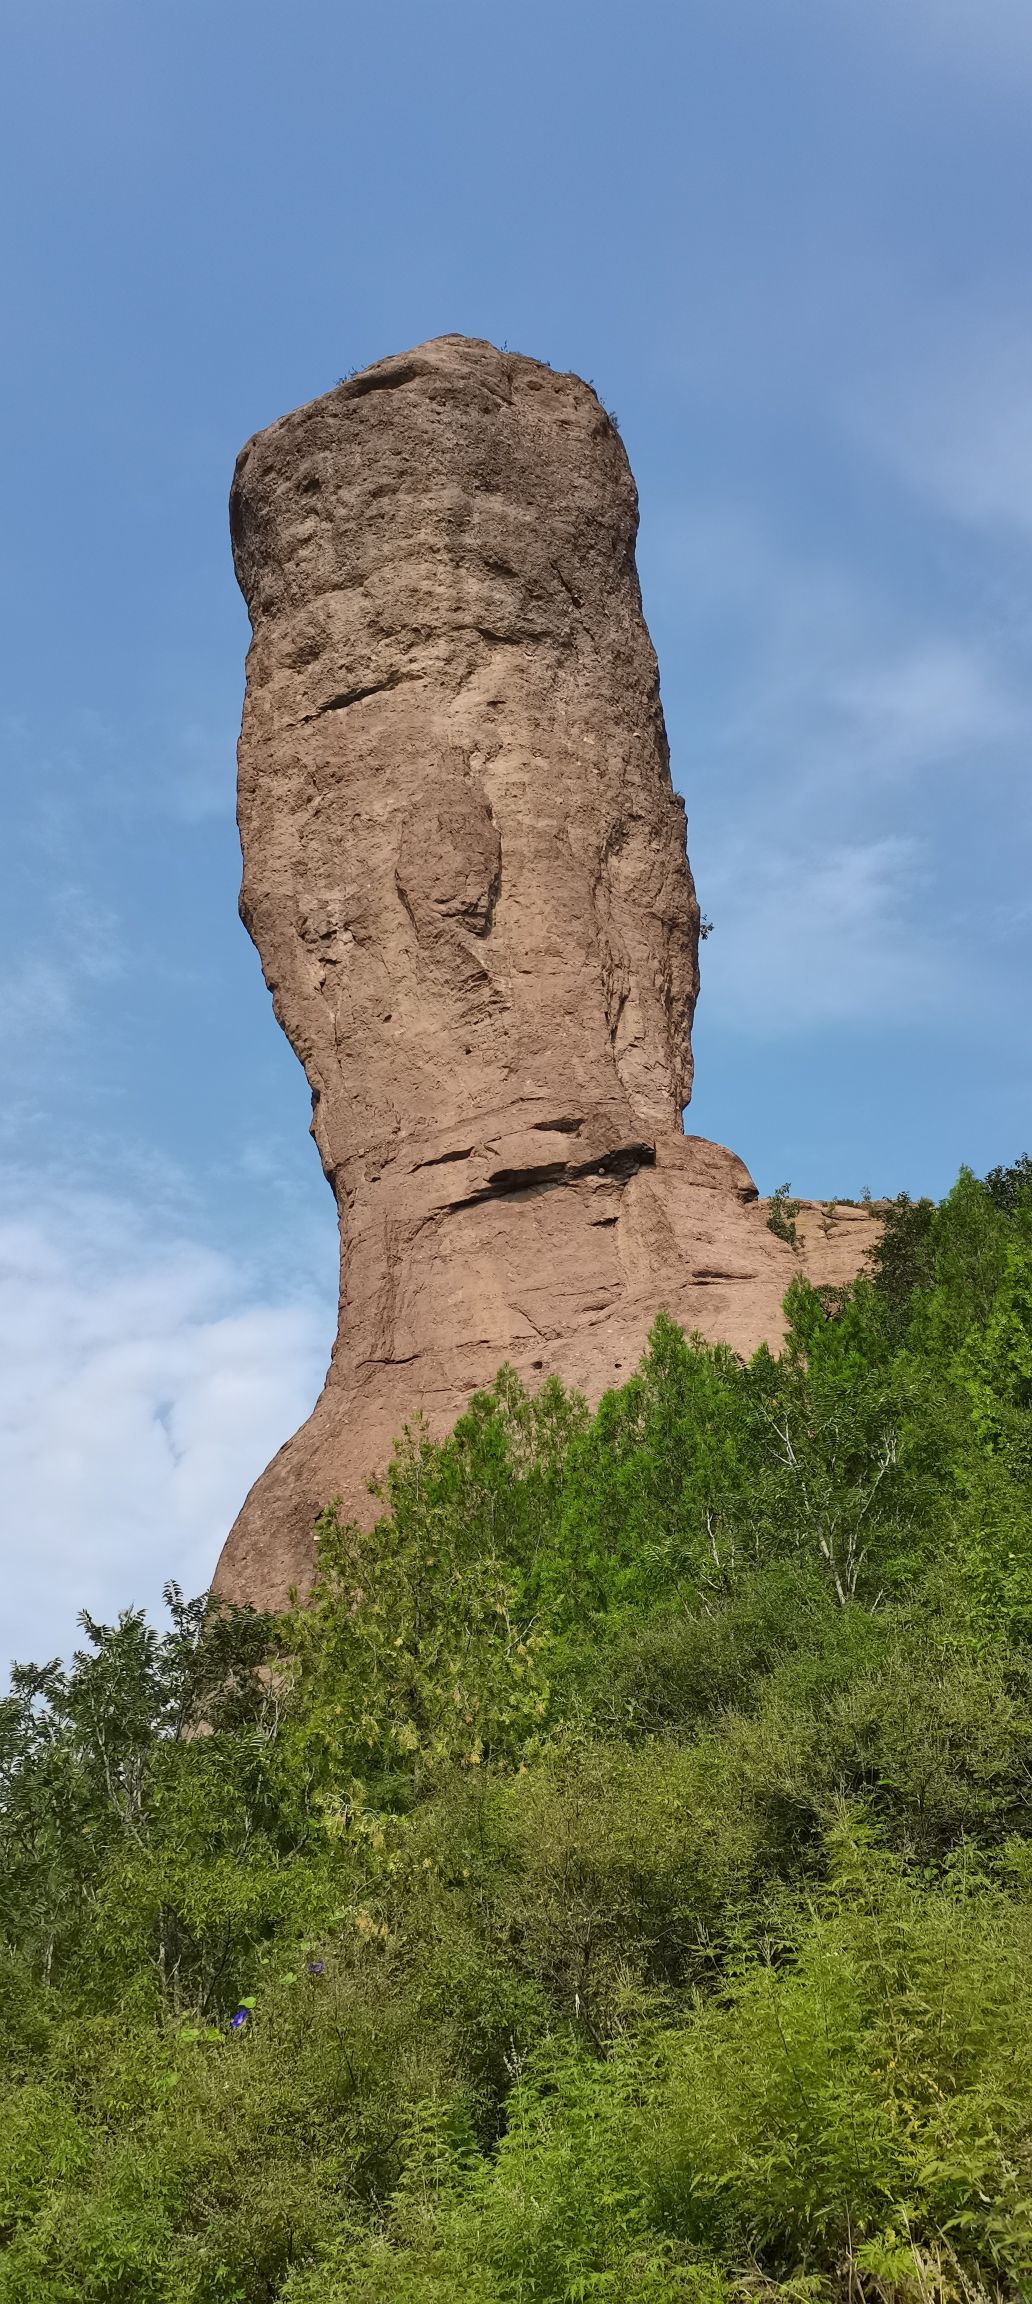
[213,336,801,1612]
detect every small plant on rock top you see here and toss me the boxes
[767,1181,801,1249]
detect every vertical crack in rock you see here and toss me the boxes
[213,334,878,1612]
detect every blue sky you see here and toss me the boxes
[3,0,1031,1663]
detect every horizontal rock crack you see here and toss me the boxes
[302,669,424,720]
[414,1145,476,1170]
[442,1141,654,1215]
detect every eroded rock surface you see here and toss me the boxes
[213,337,878,1614]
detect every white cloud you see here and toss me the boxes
[0,1175,331,1672]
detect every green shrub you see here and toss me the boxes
[4,1162,1032,2300]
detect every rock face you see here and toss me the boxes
[213,336,879,1615]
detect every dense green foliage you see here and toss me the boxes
[3,1165,1032,2301]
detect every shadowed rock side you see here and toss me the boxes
[213,336,879,1614]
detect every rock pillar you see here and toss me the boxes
[213,337,830,1611]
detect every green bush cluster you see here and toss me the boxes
[2,1164,1032,2301]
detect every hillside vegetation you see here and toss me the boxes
[3,1164,1032,2303]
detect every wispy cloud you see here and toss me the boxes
[0,956,76,1042]
[1,701,238,841]
[853,319,1032,541]
[0,1173,330,1672]
[0,886,124,1053]
[699,833,939,1032]
[826,641,1024,775]
[168,720,237,822]
[664,509,1028,781]
[658,506,1030,1035]
[871,0,1032,78]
